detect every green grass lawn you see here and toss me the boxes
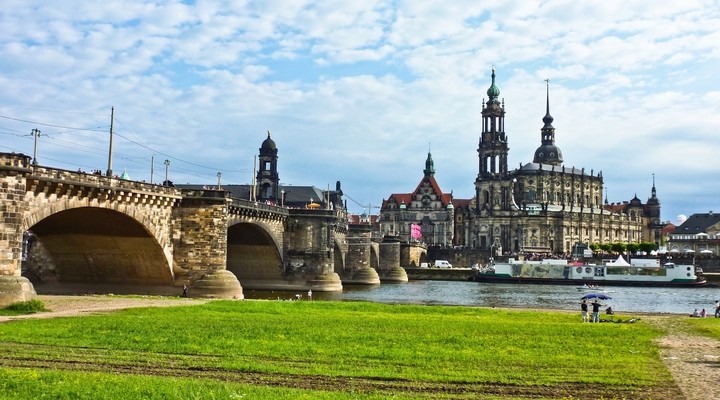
[0,300,677,399]
[686,315,720,340]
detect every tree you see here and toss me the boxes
[610,242,626,254]
[639,242,657,253]
[626,243,640,254]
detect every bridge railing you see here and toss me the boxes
[230,197,289,215]
[29,164,181,196]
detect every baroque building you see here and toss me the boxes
[453,69,662,254]
[379,151,455,245]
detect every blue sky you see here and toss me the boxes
[1,1,719,224]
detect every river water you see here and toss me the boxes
[245,280,720,315]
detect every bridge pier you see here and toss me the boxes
[283,209,345,291]
[378,236,409,283]
[340,224,380,284]
[172,190,244,299]
[0,153,37,307]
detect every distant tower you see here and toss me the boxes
[646,174,663,245]
[256,131,279,201]
[424,149,435,178]
[475,68,509,211]
[477,68,508,180]
[533,79,563,166]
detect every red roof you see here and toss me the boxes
[382,175,452,209]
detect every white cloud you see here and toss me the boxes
[1,0,719,221]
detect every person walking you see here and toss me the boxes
[715,300,720,318]
[591,300,602,323]
[581,299,589,322]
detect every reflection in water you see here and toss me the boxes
[244,280,718,314]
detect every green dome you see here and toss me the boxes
[486,68,500,100]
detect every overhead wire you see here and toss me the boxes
[1,111,253,183]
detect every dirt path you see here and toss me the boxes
[2,296,719,399]
[0,295,209,323]
[643,315,720,400]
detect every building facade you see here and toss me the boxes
[379,152,455,246]
[667,212,720,255]
[455,69,662,254]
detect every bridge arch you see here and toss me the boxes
[22,206,173,291]
[226,221,284,288]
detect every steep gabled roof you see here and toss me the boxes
[382,175,452,210]
[411,175,452,206]
[383,193,412,208]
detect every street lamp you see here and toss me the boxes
[281,189,285,207]
[163,159,170,186]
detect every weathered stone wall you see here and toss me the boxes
[0,153,32,277]
[345,224,372,272]
[283,209,344,290]
[0,153,35,306]
[172,190,231,283]
[378,239,400,271]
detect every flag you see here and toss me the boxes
[411,224,422,239]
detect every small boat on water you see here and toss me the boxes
[576,284,605,292]
[469,255,708,287]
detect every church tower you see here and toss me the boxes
[475,68,509,212]
[533,80,563,166]
[477,68,508,179]
[256,131,279,201]
[646,174,663,246]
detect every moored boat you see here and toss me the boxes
[469,255,708,287]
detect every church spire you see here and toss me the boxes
[533,79,563,166]
[424,147,435,178]
[543,79,554,128]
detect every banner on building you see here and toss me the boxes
[411,224,422,239]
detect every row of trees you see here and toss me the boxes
[588,242,658,255]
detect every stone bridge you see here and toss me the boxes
[0,152,409,306]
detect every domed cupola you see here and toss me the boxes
[486,68,501,103]
[261,131,276,152]
[533,80,564,166]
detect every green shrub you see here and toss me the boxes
[0,299,47,315]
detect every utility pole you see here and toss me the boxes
[164,159,170,186]
[251,156,257,201]
[31,128,41,166]
[106,106,114,177]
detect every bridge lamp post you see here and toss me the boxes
[31,128,41,166]
[281,189,285,207]
[217,172,222,189]
[164,159,170,186]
